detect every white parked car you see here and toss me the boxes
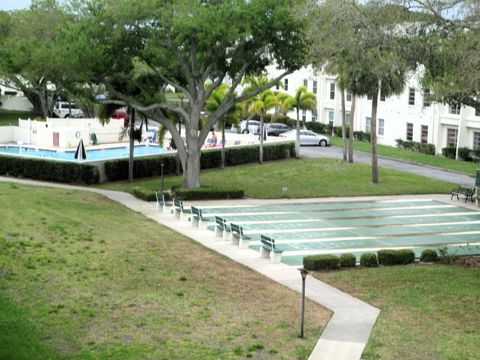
[279,129,330,147]
[239,120,261,134]
[53,101,84,118]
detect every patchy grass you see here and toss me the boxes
[331,137,478,175]
[0,183,329,359]
[314,265,480,360]
[0,109,34,126]
[99,158,455,198]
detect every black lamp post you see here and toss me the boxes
[299,268,309,338]
[160,162,165,192]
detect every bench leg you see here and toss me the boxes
[230,234,240,246]
[260,247,270,259]
[270,252,282,264]
[199,221,209,230]
[174,211,181,219]
[239,238,251,249]
[156,202,160,211]
[215,227,223,238]
[191,217,199,227]
[223,231,230,241]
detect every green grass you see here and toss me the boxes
[0,109,34,126]
[331,137,478,175]
[99,158,455,198]
[314,265,480,359]
[0,183,329,359]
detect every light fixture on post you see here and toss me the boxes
[299,267,309,339]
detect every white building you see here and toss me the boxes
[268,66,480,154]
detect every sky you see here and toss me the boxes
[0,0,31,11]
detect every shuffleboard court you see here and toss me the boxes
[201,199,480,266]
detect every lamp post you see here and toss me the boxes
[160,162,165,192]
[299,268,309,339]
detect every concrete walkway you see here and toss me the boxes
[301,146,475,186]
[0,176,381,360]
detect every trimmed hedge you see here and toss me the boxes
[303,255,340,271]
[0,155,100,184]
[104,142,295,181]
[442,146,456,159]
[377,249,415,266]
[396,139,436,155]
[354,131,371,142]
[340,253,357,268]
[420,249,439,263]
[360,253,378,267]
[173,188,244,200]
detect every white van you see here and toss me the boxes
[53,101,84,118]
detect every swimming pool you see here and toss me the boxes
[0,144,168,162]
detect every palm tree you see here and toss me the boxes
[242,76,277,164]
[292,86,317,159]
[206,85,242,169]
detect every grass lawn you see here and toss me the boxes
[0,109,34,126]
[0,183,329,359]
[314,265,480,360]
[99,158,455,198]
[330,137,478,175]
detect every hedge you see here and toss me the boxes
[340,253,356,268]
[442,146,456,159]
[104,142,295,181]
[131,186,244,201]
[420,249,439,263]
[354,131,371,142]
[303,254,340,271]
[377,249,415,266]
[360,253,378,267]
[395,139,435,155]
[0,155,100,184]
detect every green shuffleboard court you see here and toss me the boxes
[201,199,480,266]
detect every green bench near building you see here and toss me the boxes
[260,235,283,263]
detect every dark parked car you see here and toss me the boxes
[266,123,291,136]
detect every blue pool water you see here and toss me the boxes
[0,144,168,161]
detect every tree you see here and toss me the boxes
[291,86,316,159]
[61,0,310,188]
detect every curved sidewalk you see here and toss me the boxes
[0,177,380,360]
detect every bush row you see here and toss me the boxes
[442,146,480,162]
[104,142,295,181]
[396,139,436,155]
[303,248,440,271]
[132,187,244,202]
[0,155,100,184]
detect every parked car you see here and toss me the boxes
[111,110,129,127]
[266,123,291,136]
[53,101,84,118]
[279,129,330,146]
[239,120,261,134]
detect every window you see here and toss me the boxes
[312,114,317,122]
[366,117,371,133]
[328,111,334,125]
[450,103,461,115]
[406,123,413,141]
[421,125,428,144]
[346,92,352,102]
[476,107,480,117]
[345,112,350,124]
[408,88,415,105]
[275,83,280,90]
[313,80,317,94]
[330,83,335,100]
[303,79,308,88]
[284,78,288,91]
[380,92,386,102]
[423,89,431,107]
[378,119,384,136]
[474,132,480,150]
[302,110,306,122]
[447,128,458,147]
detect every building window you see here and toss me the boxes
[421,125,428,144]
[312,115,317,122]
[346,92,352,102]
[474,132,480,150]
[476,107,480,117]
[313,80,317,94]
[328,111,334,125]
[303,79,308,88]
[302,110,306,122]
[284,78,288,91]
[450,103,461,115]
[275,83,280,90]
[366,117,371,133]
[380,92,386,102]
[330,83,335,100]
[408,88,415,105]
[378,119,384,136]
[423,89,431,107]
[345,112,350,124]
[406,123,413,141]
[447,128,458,147]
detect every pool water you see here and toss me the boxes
[0,144,167,161]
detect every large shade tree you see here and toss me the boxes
[61,0,310,188]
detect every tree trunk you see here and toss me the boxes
[348,94,356,163]
[259,114,264,164]
[182,136,201,188]
[371,93,379,184]
[128,108,135,182]
[23,90,45,118]
[221,116,226,169]
[295,108,300,159]
[341,89,347,162]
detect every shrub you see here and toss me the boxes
[377,249,415,266]
[420,143,436,155]
[340,253,356,268]
[354,131,371,142]
[442,147,456,159]
[458,147,472,161]
[420,249,439,263]
[0,156,100,184]
[396,139,436,155]
[333,126,350,138]
[173,188,244,200]
[303,254,340,271]
[306,122,327,134]
[360,253,378,267]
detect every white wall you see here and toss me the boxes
[0,96,32,112]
